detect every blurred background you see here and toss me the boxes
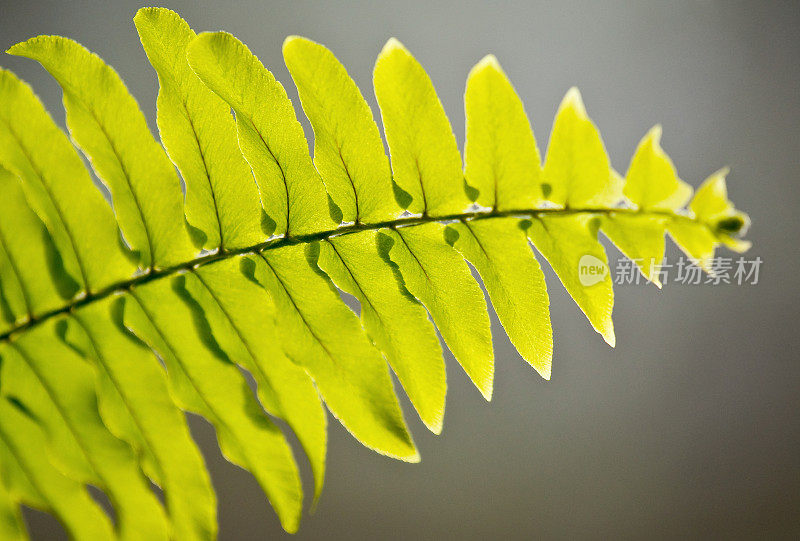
[2,0,798,538]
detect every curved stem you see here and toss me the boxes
[0,205,698,342]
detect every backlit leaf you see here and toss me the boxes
[447,218,553,379]
[187,32,337,237]
[374,39,469,215]
[526,214,615,346]
[541,88,623,208]
[317,230,445,433]
[464,55,543,210]
[255,245,418,460]
[284,36,399,224]
[135,8,266,251]
[380,223,494,398]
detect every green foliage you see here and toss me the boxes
[0,7,750,538]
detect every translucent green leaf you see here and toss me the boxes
[72,296,217,541]
[317,230,445,433]
[135,8,266,251]
[0,343,91,486]
[667,169,750,271]
[623,125,692,211]
[186,32,337,237]
[0,441,41,513]
[691,168,736,221]
[0,466,26,541]
[380,223,494,399]
[284,36,399,224]
[0,23,755,537]
[718,234,751,254]
[8,36,197,269]
[667,218,718,272]
[690,168,751,250]
[55,314,149,477]
[0,168,78,316]
[0,243,27,334]
[374,38,469,215]
[0,69,135,291]
[464,55,543,210]
[254,245,418,461]
[526,214,616,346]
[446,218,553,379]
[601,214,667,287]
[541,88,623,208]
[186,258,327,504]
[0,397,114,540]
[124,280,303,533]
[1,324,170,540]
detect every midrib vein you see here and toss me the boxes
[0,206,701,342]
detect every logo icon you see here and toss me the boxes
[578,254,608,286]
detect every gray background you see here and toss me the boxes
[2,0,798,539]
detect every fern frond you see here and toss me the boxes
[0,7,750,538]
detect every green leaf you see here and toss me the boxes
[0,343,91,486]
[0,397,114,540]
[0,243,27,334]
[8,36,197,270]
[667,169,751,271]
[601,126,692,286]
[601,214,667,287]
[186,258,327,504]
[464,55,543,209]
[526,215,616,346]
[623,125,692,211]
[135,8,266,251]
[254,245,418,461]
[379,223,494,399]
[124,279,303,533]
[1,325,170,540]
[690,168,736,221]
[0,20,754,537]
[541,88,623,208]
[0,69,135,292]
[667,218,718,273]
[0,465,26,541]
[0,168,78,316]
[317,230,446,433]
[72,296,217,541]
[447,218,553,379]
[690,168,751,249]
[186,31,337,237]
[374,38,469,215]
[284,36,400,224]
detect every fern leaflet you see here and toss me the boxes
[0,7,750,538]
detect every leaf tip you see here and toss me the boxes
[133,6,157,22]
[708,167,731,191]
[468,54,506,85]
[282,34,308,54]
[5,35,61,59]
[560,86,587,117]
[646,123,663,144]
[476,53,501,71]
[404,449,422,464]
[428,418,444,436]
[538,364,552,381]
[5,41,26,57]
[602,327,616,348]
[380,37,408,57]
